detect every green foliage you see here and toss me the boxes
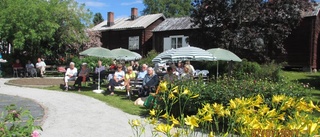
[142,0,193,17]
[191,0,314,62]
[93,13,104,25]
[139,50,158,67]
[71,56,112,70]
[157,76,311,116]
[233,60,282,82]
[0,0,92,59]
[0,104,42,136]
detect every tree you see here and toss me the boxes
[142,0,193,17]
[93,13,104,25]
[191,0,314,62]
[0,0,92,59]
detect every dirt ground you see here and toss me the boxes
[8,78,65,86]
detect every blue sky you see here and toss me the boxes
[77,0,320,21]
[76,0,145,20]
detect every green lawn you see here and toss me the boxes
[44,85,148,116]
[281,71,320,102]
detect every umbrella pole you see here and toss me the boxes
[93,59,104,93]
[216,61,219,79]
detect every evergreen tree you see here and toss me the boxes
[93,13,104,25]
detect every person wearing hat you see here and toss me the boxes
[74,63,90,92]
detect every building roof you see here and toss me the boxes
[152,17,198,32]
[303,3,320,17]
[92,13,165,31]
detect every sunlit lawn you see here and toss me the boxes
[44,85,148,116]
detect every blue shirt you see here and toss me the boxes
[137,70,147,79]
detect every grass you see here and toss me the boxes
[43,85,148,116]
[281,71,320,102]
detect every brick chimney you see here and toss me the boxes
[107,12,114,26]
[131,8,138,20]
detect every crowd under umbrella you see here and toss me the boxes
[111,48,142,61]
[206,48,242,77]
[152,46,215,63]
[79,47,116,93]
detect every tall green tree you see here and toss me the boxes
[142,0,193,17]
[191,0,314,62]
[93,13,104,25]
[0,0,92,59]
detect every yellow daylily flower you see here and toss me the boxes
[266,109,277,118]
[277,112,286,121]
[229,99,237,109]
[170,115,180,125]
[149,117,157,125]
[182,89,190,95]
[149,109,156,117]
[161,113,169,119]
[253,94,263,106]
[272,94,285,104]
[259,105,270,116]
[154,123,174,134]
[159,81,168,91]
[184,115,199,130]
[308,100,316,109]
[173,132,180,137]
[169,92,176,99]
[172,86,179,93]
[209,131,214,137]
[190,94,199,98]
[202,114,213,122]
[129,119,141,127]
[308,123,318,135]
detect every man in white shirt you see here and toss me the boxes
[36,58,46,77]
[64,62,78,91]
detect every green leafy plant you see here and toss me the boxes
[0,104,42,137]
[139,50,158,67]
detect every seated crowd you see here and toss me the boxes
[12,58,46,77]
[62,60,197,95]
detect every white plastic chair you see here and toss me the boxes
[200,70,209,76]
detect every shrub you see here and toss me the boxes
[71,56,112,70]
[233,60,283,82]
[0,104,42,136]
[139,50,158,67]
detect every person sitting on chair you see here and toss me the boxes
[163,67,178,83]
[64,62,78,91]
[93,60,106,85]
[12,59,24,77]
[36,58,46,77]
[74,63,90,92]
[139,67,159,97]
[124,66,136,97]
[107,64,125,95]
[25,60,37,77]
[137,64,148,79]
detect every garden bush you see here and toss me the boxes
[0,104,41,137]
[129,86,320,137]
[138,50,158,67]
[71,56,112,70]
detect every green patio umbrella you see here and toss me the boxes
[79,47,116,93]
[79,47,116,59]
[207,48,242,77]
[111,48,142,61]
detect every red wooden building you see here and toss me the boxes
[92,8,165,56]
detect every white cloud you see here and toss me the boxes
[77,1,108,8]
[120,0,142,6]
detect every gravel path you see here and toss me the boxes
[0,78,152,137]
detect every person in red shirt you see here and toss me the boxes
[12,59,24,77]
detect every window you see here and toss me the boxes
[163,35,189,51]
[171,37,183,49]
